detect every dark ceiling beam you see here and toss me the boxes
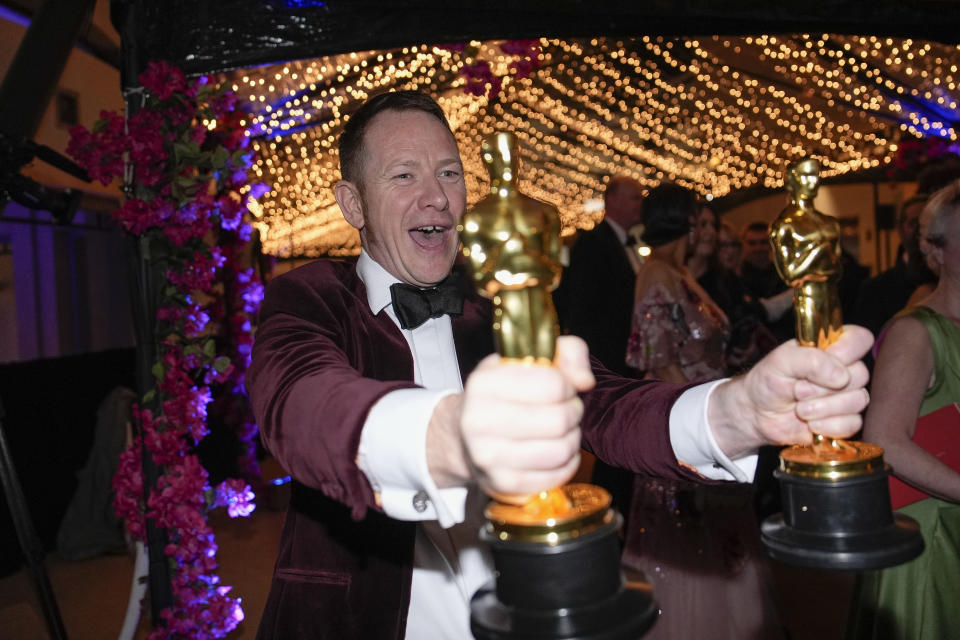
[122,0,960,78]
[0,0,121,69]
[0,0,98,139]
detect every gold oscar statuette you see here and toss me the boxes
[459,131,612,542]
[463,132,657,640]
[769,157,883,477]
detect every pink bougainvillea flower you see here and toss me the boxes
[500,39,540,56]
[214,478,256,518]
[66,111,127,185]
[139,60,187,101]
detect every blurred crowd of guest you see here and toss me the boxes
[621,181,784,639]
[555,157,960,639]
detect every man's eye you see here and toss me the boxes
[394,173,413,180]
[439,169,461,178]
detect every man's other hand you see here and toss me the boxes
[708,325,873,460]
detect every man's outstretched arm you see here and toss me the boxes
[433,328,872,497]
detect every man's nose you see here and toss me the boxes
[418,176,449,210]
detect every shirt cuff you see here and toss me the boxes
[356,387,467,528]
[669,379,758,483]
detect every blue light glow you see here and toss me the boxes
[0,5,29,27]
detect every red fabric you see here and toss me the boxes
[888,403,960,509]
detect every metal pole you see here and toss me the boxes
[112,0,174,624]
[126,235,174,625]
[0,397,69,640]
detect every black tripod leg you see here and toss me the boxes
[0,397,69,640]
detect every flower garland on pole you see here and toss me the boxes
[209,219,265,487]
[68,61,260,638]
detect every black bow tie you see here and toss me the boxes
[389,275,465,329]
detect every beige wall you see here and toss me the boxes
[1,0,123,197]
[0,2,131,362]
[722,180,921,276]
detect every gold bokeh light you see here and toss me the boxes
[224,35,960,257]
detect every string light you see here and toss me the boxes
[226,36,960,257]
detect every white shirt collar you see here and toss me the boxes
[356,249,400,315]
[604,217,628,245]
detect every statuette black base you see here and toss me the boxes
[470,512,657,639]
[761,468,924,570]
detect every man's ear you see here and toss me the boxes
[334,180,365,230]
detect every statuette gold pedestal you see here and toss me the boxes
[759,159,923,570]
[462,133,656,639]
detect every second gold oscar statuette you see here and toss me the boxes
[760,157,923,570]
[768,157,884,478]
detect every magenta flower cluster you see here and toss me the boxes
[441,39,543,100]
[462,60,503,99]
[888,136,960,180]
[69,60,263,639]
[209,237,265,485]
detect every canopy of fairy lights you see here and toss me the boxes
[224,35,960,257]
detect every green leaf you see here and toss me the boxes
[174,140,202,164]
[203,338,216,357]
[196,83,215,101]
[151,361,165,380]
[142,390,155,404]
[211,146,229,170]
[213,356,232,373]
[173,142,192,164]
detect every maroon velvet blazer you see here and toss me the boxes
[247,259,702,639]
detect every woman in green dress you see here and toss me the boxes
[848,179,960,639]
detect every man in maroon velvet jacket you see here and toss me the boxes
[247,91,872,639]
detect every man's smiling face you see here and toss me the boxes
[337,109,466,287]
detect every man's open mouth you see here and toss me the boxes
[410,225,448,248]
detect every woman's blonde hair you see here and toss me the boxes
[921,178,960,249]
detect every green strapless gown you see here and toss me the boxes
[847,306,960,640]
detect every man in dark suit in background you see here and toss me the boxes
[740,220,794,342]
[553,175,645,515]
[554,175,645,377]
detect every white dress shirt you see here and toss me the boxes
[353,251,757,639]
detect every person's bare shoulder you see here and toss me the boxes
[636,259,678,293]
[876,314,932,363]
